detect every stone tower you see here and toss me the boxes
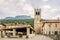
[34,9,41,33]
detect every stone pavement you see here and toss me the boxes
[0,35,53,40]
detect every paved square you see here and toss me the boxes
[0,35,53,40]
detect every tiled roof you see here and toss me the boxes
[41,20,60,23]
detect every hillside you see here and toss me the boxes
[0,19,34,27]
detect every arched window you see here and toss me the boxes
[36,12,40,15]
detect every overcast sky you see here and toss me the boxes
[0,0,60,19]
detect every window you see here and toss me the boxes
[59,31,60,34]
[49,31,50,35]
[42,29,43,31]
[49,23,51,27]
[55,31,58,35]
[36,12,40,15]
[55,24,57,27]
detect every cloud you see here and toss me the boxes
[41,4,60,19]
[41,5,51,10]
[41,5,51,19]
[42,0,48,2]
[0,0,34,18]
[52,15,60,19]
[0,0,60,19]
[0,17,1,19]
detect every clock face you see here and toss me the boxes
[36,12,40,15]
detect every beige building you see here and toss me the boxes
[34,8,60,35]
[0,24,35,38]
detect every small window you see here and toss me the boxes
[49,31,50,35]
[55,24,57,27]
[42,29,43,31]
[36,12,40,15]
[49,23,51,27]
[59,31,60,34]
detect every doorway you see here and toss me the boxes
[55,31,58,35]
